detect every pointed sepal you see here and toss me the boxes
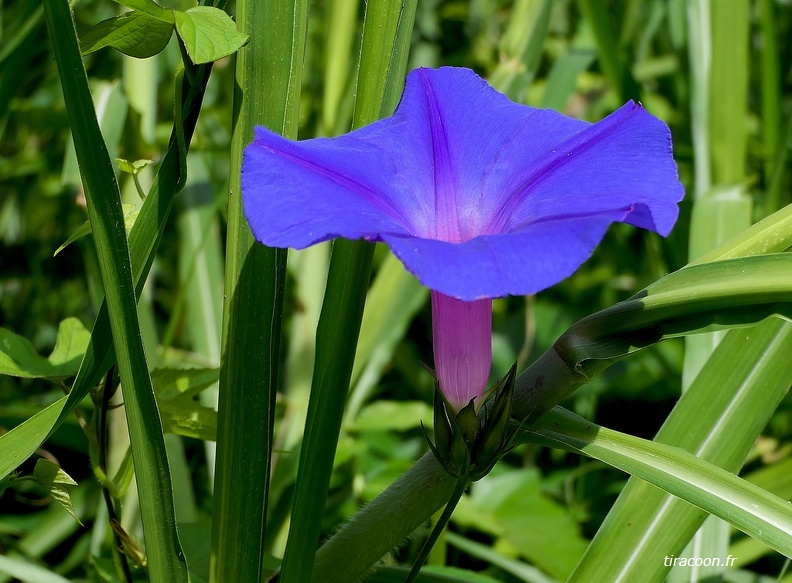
[422,361,519,482]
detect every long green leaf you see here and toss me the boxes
[680,0,752,572]
[209,0,307,580]
[0,318,89,379]
[0,555,71,583]
[686,0,711,198]
[521,404,792,562]
[0,398,65,480]
[688,202,792,266]
[512,253,792,419]
[322,0,360,134]
[709,0,748,186]
[759,0,781,214]
[280,1,418,581]
[43,1,187,580]
[566,316,792,581]
[577,0,640,102]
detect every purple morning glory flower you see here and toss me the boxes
[242,66,683,411]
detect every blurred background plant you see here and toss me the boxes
[0,0,791,582]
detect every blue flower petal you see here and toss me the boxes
[242,66,684,300]
[242,124,415,248]
[488,101,682,238]
[384,212,626,300]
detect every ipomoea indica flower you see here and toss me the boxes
[242,66,683,415]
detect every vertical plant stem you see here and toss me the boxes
[759,0,783,214]
[279,238,375,583]
[577,0,640,102]
[322,0,360,134]
[279,1,418,581]
[209,0,308,581]
[43,1,188,581]
[405,479,468,583]
[415,479,470,580]
[95,367,133,583]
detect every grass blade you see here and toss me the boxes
[564,319,792,580]
[279,1,418,581]
[708,0,749,186]
[43,1,187,580]
[209,0,308,581]
[680,0,752,572]
[522,398,792,565]
[322,0,360,135]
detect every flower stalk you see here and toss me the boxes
[404,477,469,583]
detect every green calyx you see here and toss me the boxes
[422,362,518,481]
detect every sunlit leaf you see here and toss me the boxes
[173,7,249,65]
[151,367,219,401]
[32,459,81,524]
[159,398,217,441]
[521,406,792,562]
[117,158,153,174]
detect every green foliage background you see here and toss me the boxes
[1,0,791,581]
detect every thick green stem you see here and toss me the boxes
[311,454,455,583]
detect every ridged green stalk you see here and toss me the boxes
[280,1,418,581]
[209,0,308,581]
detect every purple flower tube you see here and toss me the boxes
[431,292,492,411]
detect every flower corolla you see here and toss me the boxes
[242,67,683,410]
